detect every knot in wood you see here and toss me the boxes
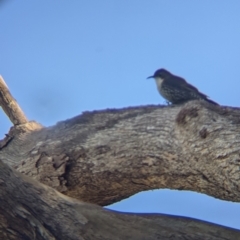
[176,106,199,125]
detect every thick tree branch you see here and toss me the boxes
[1,101,240,206]
[0,159,239,240]
[0,76,239,237]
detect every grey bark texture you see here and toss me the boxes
[2,101,240,205]
[0,159,240,240]
[0,93,240,239]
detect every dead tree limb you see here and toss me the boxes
[0,160,239,240]
[0,76,28,125]
[0,75,240,238]
[0,101,239,206]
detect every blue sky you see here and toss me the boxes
[1,1,240,229]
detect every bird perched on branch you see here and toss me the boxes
[147,68,218,105]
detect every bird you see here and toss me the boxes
[147,68,218,105]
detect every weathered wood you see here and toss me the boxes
[1,101,240,206]
[0,160,239,240]
[0,78,239,237]
[0,76,28,125]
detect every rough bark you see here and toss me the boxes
[0,75,240,238]
[1,102,240,206]
[0,160,239,240]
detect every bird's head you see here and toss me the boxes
[147,68,172,86]
[147,68,171,80]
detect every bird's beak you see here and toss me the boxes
[147,75,154,79]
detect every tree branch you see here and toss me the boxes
[0,159,239,240]
[1,101,240,206]
[0,76,28,125]
[0,76,239,237]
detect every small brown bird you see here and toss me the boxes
[147,68,218,105]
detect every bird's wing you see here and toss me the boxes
[165,74,218,105]
[167,75,209,98]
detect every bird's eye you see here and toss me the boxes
[159,73,163,77]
